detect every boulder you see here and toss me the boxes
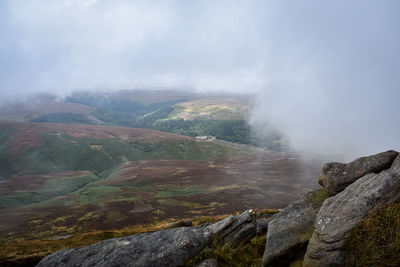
[256,218,271,236]
[303,166,400,266]
[392,154,400,168]
[225,223,257,247]
[318,150,398,194]
[37,217,234,267]
[220,209,253,238]
[215,209,256,247]
[195,258,218,267]
[262,189,329,267]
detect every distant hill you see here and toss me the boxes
[0,90,284,149]
[0,122,239,179]
[167,97,251,121]
[0,95,94,122]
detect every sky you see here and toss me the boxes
[0,0,399,157]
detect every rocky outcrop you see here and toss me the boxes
[392,154,400,167]
[218,209,258,247]
[225,223,256,247]
[37,215,236,267]
[303,166,400,266]
[256,218,270,236]
[36,210,254,267]
[223,210,256,245]
[318,150,398,194]
[37,227,212,267]
[262,189,329,267]
[220,209,253,239]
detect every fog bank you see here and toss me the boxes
[0,0,399,157]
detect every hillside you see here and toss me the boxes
[0,122,239,178]
[0,95,94,122]
[0,90,284,150]
[0,122,323,265]
[24,151,400,267]
[167,97,251,121]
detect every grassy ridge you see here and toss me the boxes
[31,113,94,124]
[2,132,240,177]
[0,128,242,210]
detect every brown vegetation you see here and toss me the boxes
[345,202,400,266]
[1,122,192,155]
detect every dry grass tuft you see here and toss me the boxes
[345,202,400,267]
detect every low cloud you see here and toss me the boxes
[0,0,399,157]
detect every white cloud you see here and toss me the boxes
[0,0,399,156]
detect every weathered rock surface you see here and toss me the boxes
[37,218,233,267]
[318,150,398,194]
[219,209,256,246]
[195,258,218,267]
[392,154,400,168]
[256,218,271,236]
[220,209,253,238]
[262,189,329,267]
[304,166,400,266]
[225,223,256,247]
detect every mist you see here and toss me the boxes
[0,0,399,157]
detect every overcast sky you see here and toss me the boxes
[0,0,399,156]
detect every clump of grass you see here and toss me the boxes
[260,208,282,215]
[345,202,400,266]
[186,235,266,267]
[306,188,331,207]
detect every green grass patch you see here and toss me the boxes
[186,235,266,267]
[306,188,331,208]
[155,187,205,198]
[30,113,94,124]
[4,133,240,178]
[70,185,127,205]
[0,173,101,209]
[0,127,14,179]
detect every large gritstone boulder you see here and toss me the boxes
[392,153,400,168]
[37,216,235,267]
[303,165,400,266]
[318,150,398,194]
[262,189,329,267]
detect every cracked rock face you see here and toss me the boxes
[318,150,398,194]
[37,225,219,267]
[262,190,328,267]
[304,166,400,266]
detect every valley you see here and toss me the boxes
[0,91,323,265]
